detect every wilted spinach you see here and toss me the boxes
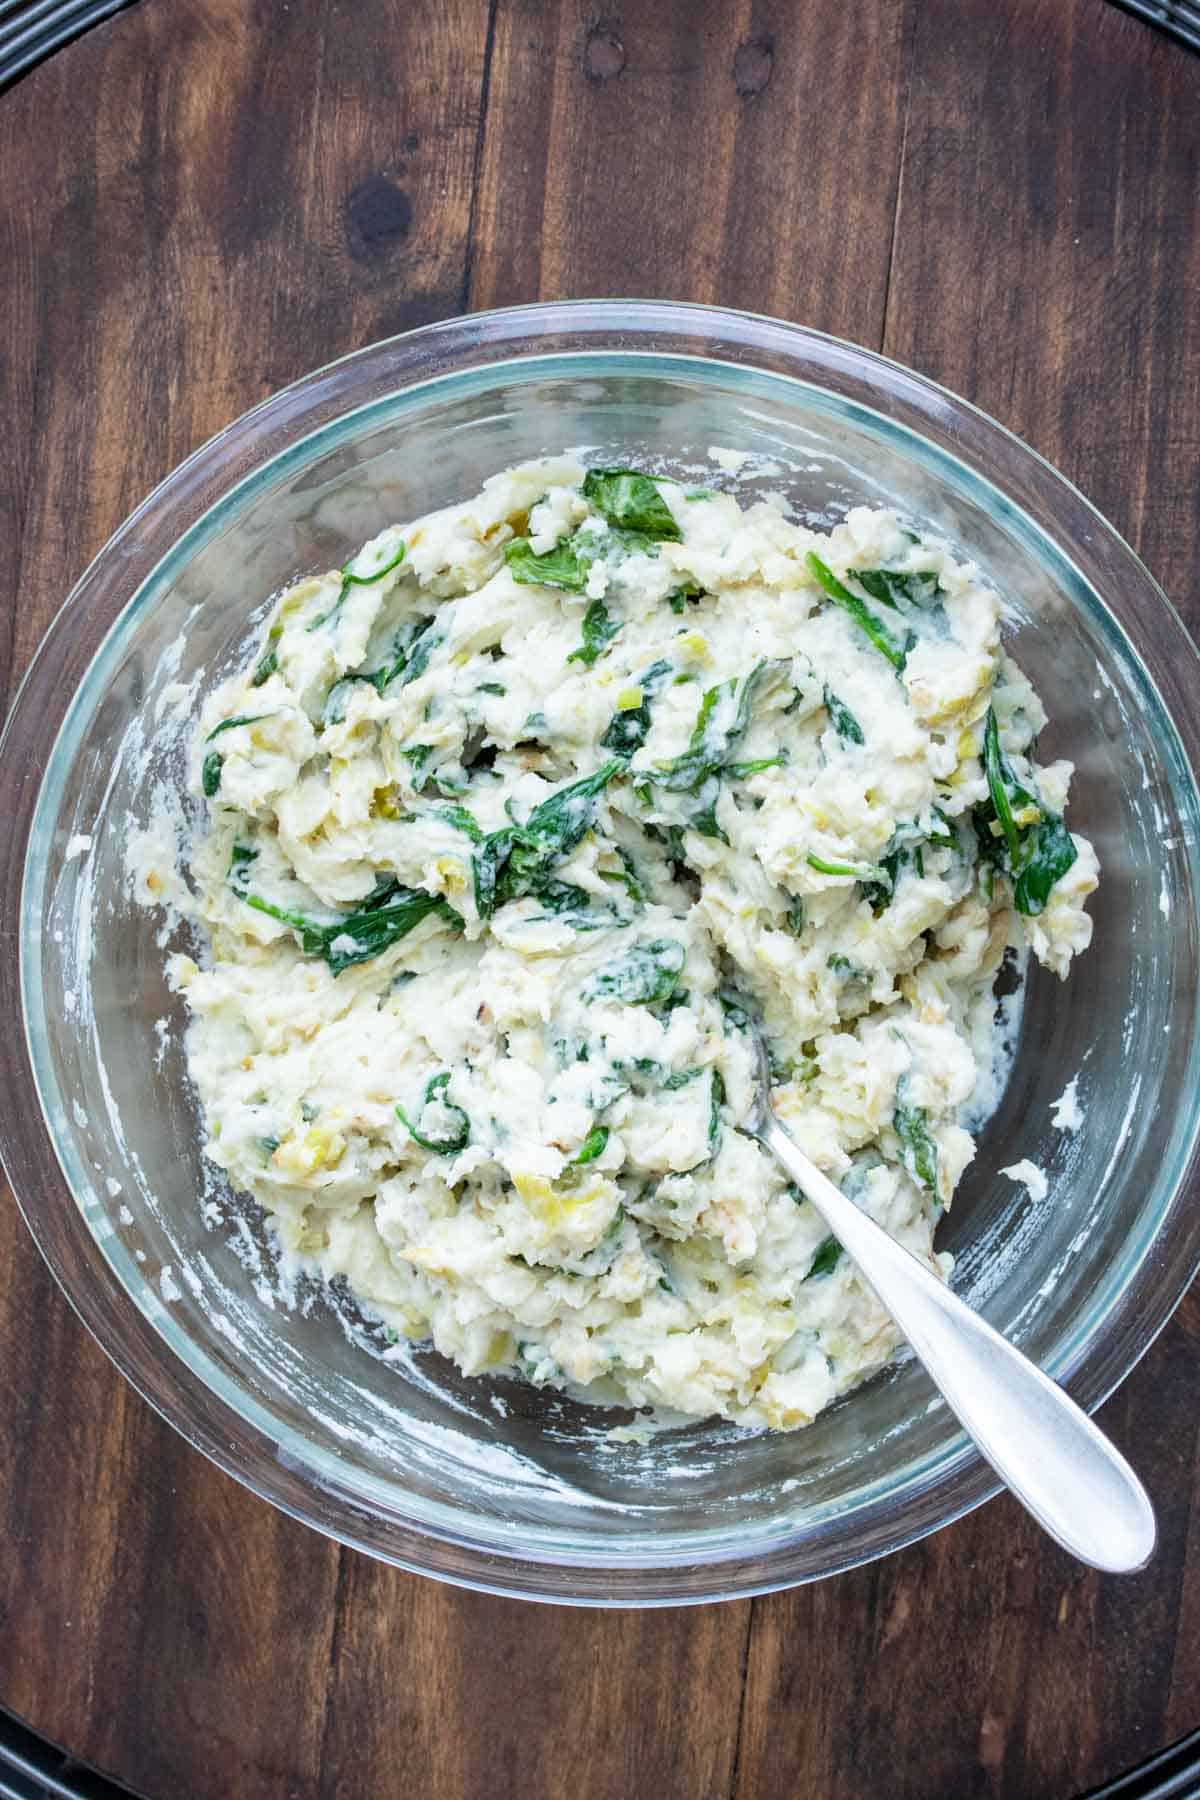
[822,686,864,745]
[893,1099,938,1192]
[567,599,622,666]
[582,467,681,540]
[805,552,911,673]
[396,1071,470,1154]
[854,567,940,609]
[806,1235,844,1279]
[472,760,625,918]
[583,937,686,1006]
[600,658,673,757]
[976,706,1077,916]
[231,856,462,976]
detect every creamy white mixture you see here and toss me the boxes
[149,459,1098,1432]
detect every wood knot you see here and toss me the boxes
[978,1711,1009,1771]
[584,21,626,84]
[344,174,413,264]
[734,32,774,97]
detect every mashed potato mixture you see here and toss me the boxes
[163,459,1098,1431]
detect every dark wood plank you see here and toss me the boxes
[0,0,489,688]
[0,8,756,1799]
[0,4,913,1796]
[734,2,1200,1793]
[470,0,913,341]
[734,1296,1200,1800]
[1,0,1198,1795]
[1164,1288,1200,1741]
[0,3,495,1796]
[882,0,1200,623]
[317,1566,749,1800]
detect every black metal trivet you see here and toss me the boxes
[1083,1730,1200,1800]
[1105,0,1200,48]
[9,1709,1197,1800]
[0,0,139,89]
[0,1708,134,1800]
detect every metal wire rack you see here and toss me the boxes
[0,1707,131,1800]
[1107,0,1200,49]
[0,0,137,88]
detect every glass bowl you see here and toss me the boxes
[1,301,1198,1606]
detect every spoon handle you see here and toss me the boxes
[760,1113,1156,1573]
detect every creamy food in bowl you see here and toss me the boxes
[3,305,1197,1602]
[136,456,1096,1435]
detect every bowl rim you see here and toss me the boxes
[2,298,1199,1605]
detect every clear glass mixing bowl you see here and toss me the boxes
[1,302,1198,1605]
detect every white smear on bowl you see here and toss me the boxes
[1050,1078,1083,1133]
[1001,1160,1049,1204]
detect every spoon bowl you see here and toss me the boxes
[746,1023,1157,1574]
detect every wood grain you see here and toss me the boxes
[733,1295,1200,1800]
[469,0,913,339]
[0,0,491,699]
[882,0,1200,619]
[0,0,1197,1796]
[734,4,1200,1792]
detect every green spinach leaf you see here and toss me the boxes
[472,761,625,918]
[978,706,1077,916]
[823,686,864,744]
[234,862,461,975]
[530,880,614,930]
[207,713,268,742]
[435,804,485,844]
[667,579,704,614]
[393,619,442,689]
[718,987,752,1031]
[805,552,911,672]
[600,845,646,905]
[806,1235,844,1279]
[859,824,927,914]
[854,568,940,609]
[567,599,622,666]
[662,1067,703,1090]
[396,1071,470,1154]
[583,937,686,1006]
[309,541,407,632]
[652,661,773,792]
[600,658,673,757]
[229,843,258,895]
[893,1100,938,1192]
[250,646,279,687]
[571,1125,610,1165]
[582,467,681,540]
[708,1068,725,1156]
[726,754,785,778]
[505,535,590,591]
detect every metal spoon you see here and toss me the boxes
[746,1024,1156,1573]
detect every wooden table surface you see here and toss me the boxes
[1,3,1198,1796]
